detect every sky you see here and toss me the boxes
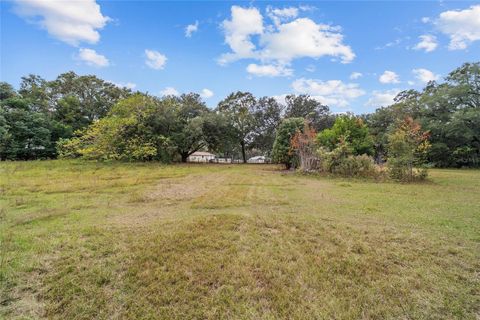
[1,1,479,113]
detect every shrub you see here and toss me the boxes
[386,117,430,181]
[318,138,382,178]
[272,118,304,169]
[317,114,374,156]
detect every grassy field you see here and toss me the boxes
[0,161,479,319]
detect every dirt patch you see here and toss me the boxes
[148,172,227,202]
[109,172,228,227]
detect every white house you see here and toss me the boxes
[247,156,266,163]
[187,151,216,163]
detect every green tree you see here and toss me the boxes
[284,94,333,131]
[317,114,374,156]
[387,117,430,181]
[250,96,283,156]
[58,94,173,161]
[217,91,257,162]
[170,93,211,162]
[272,117,304,169]
[0,82,16,101]
[0,97,53,160]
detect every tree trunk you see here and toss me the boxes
[241,141,246,163]
[181,153,188,163]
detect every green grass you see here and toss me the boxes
[1,161,479,319]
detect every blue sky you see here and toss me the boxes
[1,1,479,113]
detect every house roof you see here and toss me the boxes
[190,151,215,156]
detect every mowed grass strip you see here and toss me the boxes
[0,161,479,319]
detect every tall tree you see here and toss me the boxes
[217,91,257,162]
[272,117,305,169]
[284,94,333,131]
[170,93,211,162]
[0,97,54,160]
[250,97,283,156]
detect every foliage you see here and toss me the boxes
[291,121,319,171]
[250,97,283,157]
[366,62,480,167]
[317,137,379,178]
[386,117,430,181]
[284,94,334,131]
[272,117,304,169]
[1,62,478,166]
[217,91,257,162]
[57,95,174,161]
[0,98,56,160]
[317,114,374,156]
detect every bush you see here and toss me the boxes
[317,114,374,156]
[318,139,383,178]
[272,118,304,169]
[386,117,430,181]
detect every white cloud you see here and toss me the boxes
[365,89,401,108]
[219,6,355,73]
[160,87,179,96]
[379,70,400,84]
[246,63,293,77]
[291,78,365,108]
[200,88,214,99]
[14,0,110,46]
[219,6,264,65]
[413,34,438,52]
[350,72,362,80]
[109,81,136,90]
[412,68,440,83]
[185,21,199,37]
[421,17,431,23]
[261,18,355,64]
[435,5,480,50]
[78,48,109,67]
[266,6,299,26]
[145,49,167,70]
[375,38,402,50]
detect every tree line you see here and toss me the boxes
[0,62,478,168]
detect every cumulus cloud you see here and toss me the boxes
[413,35,438,52]
[78,48,109,67]
[246,63,293,77]
[13,0,110,46]
[185,21,199,37]
[160,87,179,96]
[199,89,214,99]
[365,89,401,108]
[350,72,362,80]
[379,70,400,84]
[435,5,480,50]
[219,5,355,75]
[260,18,355,64]
[266,6,299,26]
[145,49,167,70]
[291,78,365,108]
[219,6,264,64]
[412,68,440,83]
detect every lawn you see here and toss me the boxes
[0,161,479,319]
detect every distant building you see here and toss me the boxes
[247,156,266,163]
[187,151,216,163]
